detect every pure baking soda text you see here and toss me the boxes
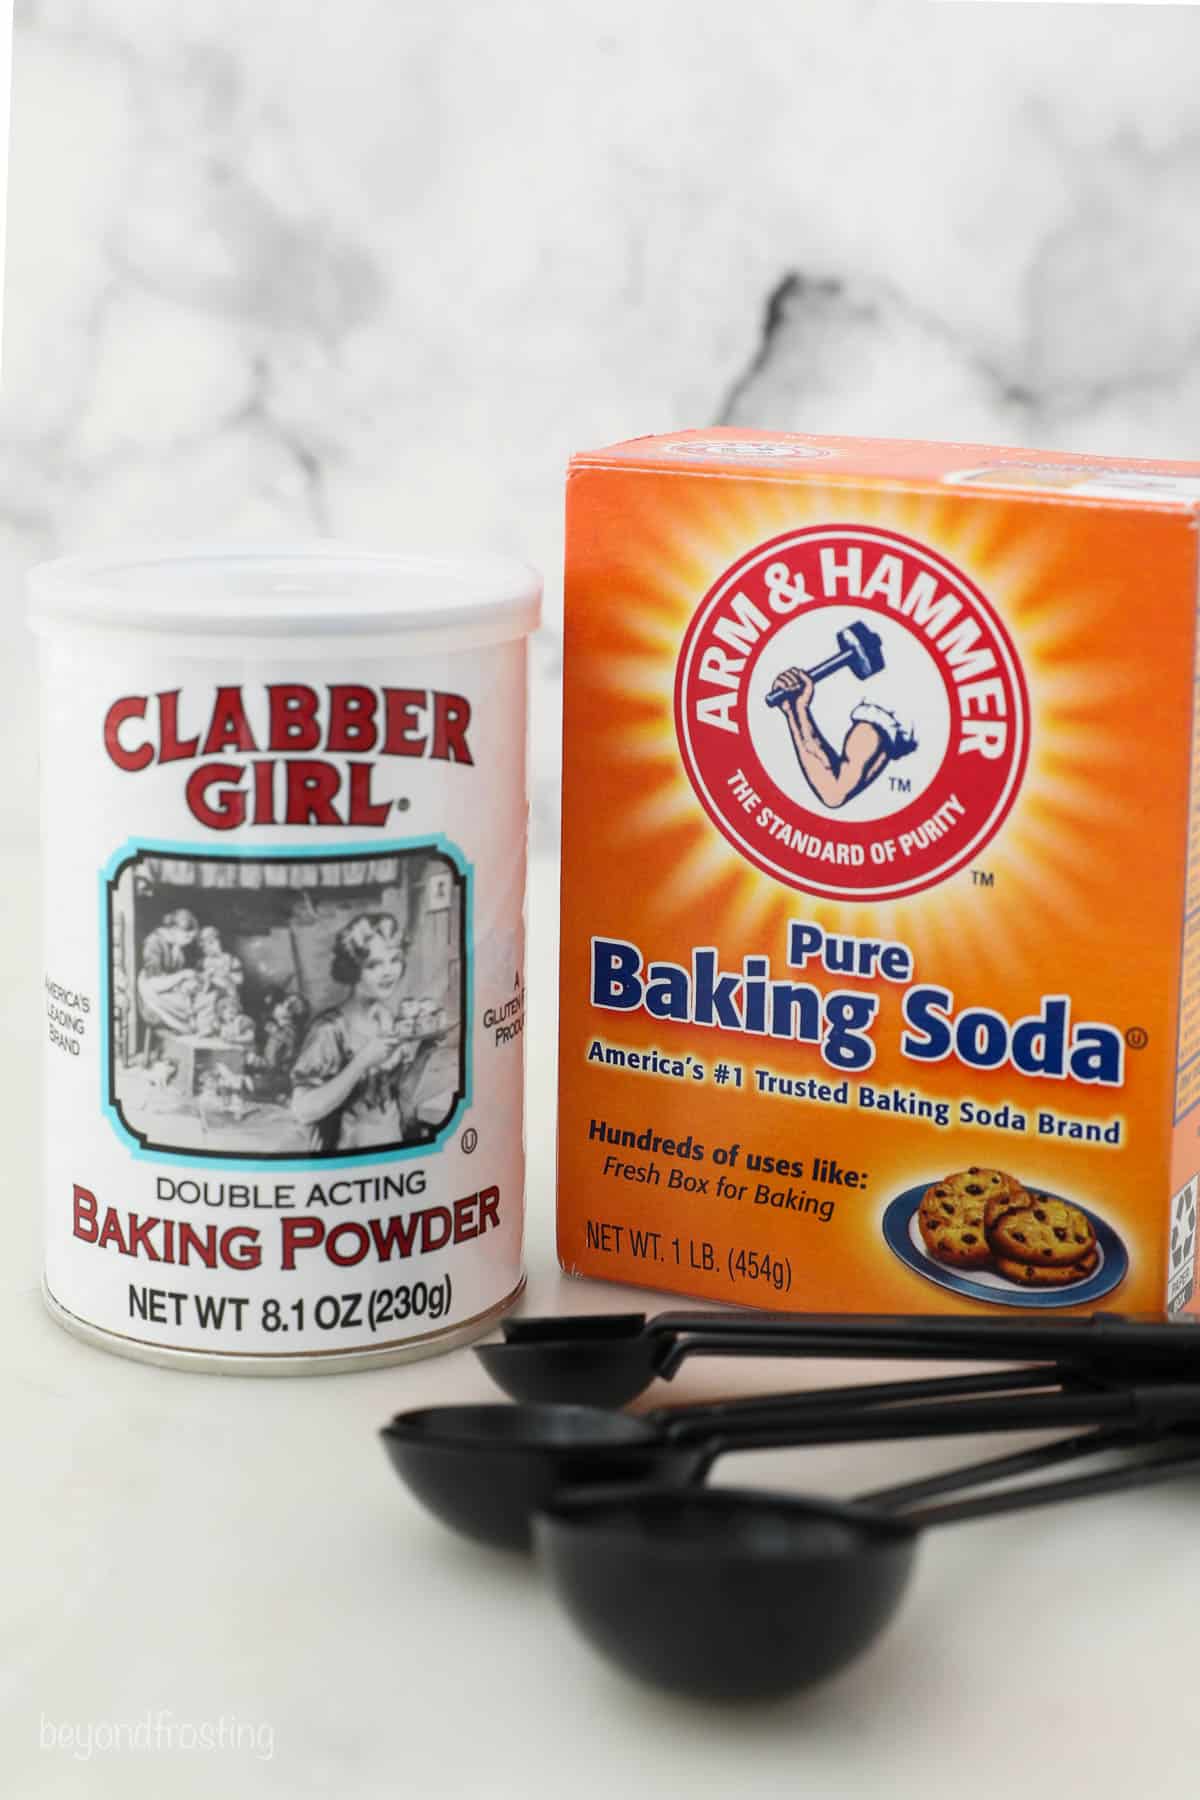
[591,922,1125,1083]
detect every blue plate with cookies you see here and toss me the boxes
[882,1173,1128,1308]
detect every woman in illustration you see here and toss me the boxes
[767,667,917,809]
[136,908,201,1039]
[289,913,440,1152]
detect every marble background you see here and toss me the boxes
[3,0,1200,852]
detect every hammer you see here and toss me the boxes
[766,620,885,707]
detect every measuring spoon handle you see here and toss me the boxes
[499,1310,1196,1378]
[858,1427,1141,1511]
[686,1381,1200,1467]
[905,1435,1200,1530]
[650,1325,1131,1384]
[652,1364,1072,1443]
[648,1311,1192,1364]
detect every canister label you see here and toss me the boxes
[39,644,528,1360]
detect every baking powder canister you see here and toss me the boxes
[30,547,540,1371]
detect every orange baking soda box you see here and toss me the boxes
[557,430,1200,1319]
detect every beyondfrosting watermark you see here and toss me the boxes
[39,1710,275,1763]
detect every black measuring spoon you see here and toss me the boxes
[380,1372,1194,1551]
[381,1366,1065,1549]
[479,1310,1198,1407]
[533,1430,1200,1701]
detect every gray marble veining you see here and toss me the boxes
[2,0,1199,850]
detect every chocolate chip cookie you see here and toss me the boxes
[987,1192,1097,1267]
[918,1167,1026,1269]
[994,1245,1100,1287]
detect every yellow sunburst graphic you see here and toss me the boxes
[586,476,1143,990]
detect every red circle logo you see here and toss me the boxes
[674,526,1029,901]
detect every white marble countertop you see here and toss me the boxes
[3,851,1199,1798]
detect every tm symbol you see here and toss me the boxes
[972,869,995,888]
[889,776,912,794]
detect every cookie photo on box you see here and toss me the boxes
[884,1168,1126,1308]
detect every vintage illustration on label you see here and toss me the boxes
[107,844,467,1161]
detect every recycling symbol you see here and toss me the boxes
[1171,1184,1197,1272]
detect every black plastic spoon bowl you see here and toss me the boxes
[479,1310,1198,1408]
[533,1435,1200,1702]
[477,1313,674,1409]
[381,1375,1199,1550]
[382,1402,701,1550]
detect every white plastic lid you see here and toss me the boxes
[27,544,543,646]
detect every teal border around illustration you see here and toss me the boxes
[98,835,474,1171]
